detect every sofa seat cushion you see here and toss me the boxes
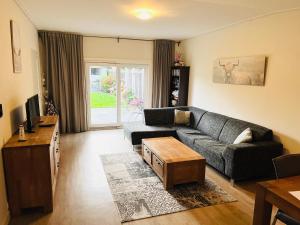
[193,136,227,173]
[197,112,229,140]
[123,122,177,145]
[219,118,273,144]
[176,127,203,147]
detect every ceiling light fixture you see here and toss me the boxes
[134,8,154,20]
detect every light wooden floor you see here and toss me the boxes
[9,129,280,225]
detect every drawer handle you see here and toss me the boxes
[57,162,60,168]
[54,137,57,141]
[156,159,162,166]
[56,148,59,153]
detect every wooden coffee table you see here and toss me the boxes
[142,136,206,189]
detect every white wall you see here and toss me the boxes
[182,10,300,154]
[84,37,153,62]
[0,0,40,224]
[83,37,154,107]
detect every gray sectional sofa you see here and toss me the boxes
[123,106,283,181]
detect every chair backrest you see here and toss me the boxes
[272,154,300,179]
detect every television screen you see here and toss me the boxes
[25,94,40,132]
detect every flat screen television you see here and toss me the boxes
[25,94,40,132]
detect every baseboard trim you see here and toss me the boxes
[1,211,10,225]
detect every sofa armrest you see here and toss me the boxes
[143,107,176,125]
[222,141,283,180]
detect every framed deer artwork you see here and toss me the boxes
[213,55,267,86]
[10,20,22,73]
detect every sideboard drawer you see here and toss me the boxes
[153,154,164,179]
[143,145,152,165]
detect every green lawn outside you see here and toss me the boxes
[90,92,116,108]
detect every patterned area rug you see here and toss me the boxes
[100,152,236,223]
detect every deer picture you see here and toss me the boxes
[213,56,266,86]
[219,59,239,83]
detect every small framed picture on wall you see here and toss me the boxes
[10,20,22,73]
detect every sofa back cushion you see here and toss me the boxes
[188,107,207,128]
[197,112,229,140]
[144,108,174,125]
[219,118,273,144]
[144,107,188,125]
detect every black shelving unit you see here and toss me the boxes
[169,66,190,107]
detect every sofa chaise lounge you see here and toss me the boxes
[124,106,283,182]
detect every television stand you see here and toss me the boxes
[39,123,54,127]
[25,129,35,133]
[2,116,60,216]
[39,116,56,127]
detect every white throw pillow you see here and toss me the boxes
[174,109,191,126]
[233,128,253,144]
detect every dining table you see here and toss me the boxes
[252,175,300,225]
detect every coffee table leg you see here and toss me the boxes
[198,161,205,185]
[252,184,272,225]
[163,164,174,190]
[163,180,173,190]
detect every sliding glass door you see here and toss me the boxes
[87,63,147,128]
[120,65,145,123]
[88,64,118,126]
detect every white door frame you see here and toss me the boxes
[85,59,150,129]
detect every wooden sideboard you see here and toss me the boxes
[2,116,60,216]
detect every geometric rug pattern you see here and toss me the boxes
[100,152,237,223]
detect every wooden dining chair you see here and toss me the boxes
[272,154,300,225]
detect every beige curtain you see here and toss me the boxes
[152,40,175,108]
[39,31,88,133]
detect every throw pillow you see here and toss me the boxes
[174,109,191,126]
[233,128,253,144]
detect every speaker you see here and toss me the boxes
[0,104,3,118]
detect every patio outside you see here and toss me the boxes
[89,66,144,125]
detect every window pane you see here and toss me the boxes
[89,66,117,125]
[120,66,145,123]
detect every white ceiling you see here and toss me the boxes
[16,0,300,40]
